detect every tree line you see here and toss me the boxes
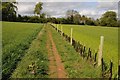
[1,2,120,27]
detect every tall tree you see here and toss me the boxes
[86,18,94,25]
[2,2,17,21]
[66,10,81,24]
[40,13,46,18]
[100,11,118,27]
[118,20,120,27]
[81,15,87,24]
[94,19,100,26]
[34,2,43,17]
[73,12,81,24]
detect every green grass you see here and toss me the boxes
[2,22,43,79]
[11,26,48,78]
[2,22,118,78]
[49,24,101,78]
[54,24,118,77]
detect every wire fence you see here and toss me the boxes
[50,23,114,79]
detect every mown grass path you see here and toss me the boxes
[46,25,67,78]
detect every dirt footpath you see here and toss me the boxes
[46,26,67,78]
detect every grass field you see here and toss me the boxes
[2,22,118,78]
[55,24,118,77]
[2,22,101,78]
[2,22,43,79]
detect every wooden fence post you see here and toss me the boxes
[94,53,97,62]
[57,24,58,32]
[61,25,63,36]
[71,28,73,45]
[109,60,113,79]
[101,58,104,77]
[98,36,104,67]
[118,60,120,79]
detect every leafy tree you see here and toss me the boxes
[86,18,94,25]
[73,13,81,24]
[118,20,120,27]
[40,13,46,18]
[17,14,23,22]
[100,11,118,27]
[57,18,68,24]
[81,15,87,25]
[29,16,40,23]
[2,2,17,21]
[66,10,77,24]
[22,16,30,22]
[66,10,82,24]
[34,2,43,17]
[94,19,100,26]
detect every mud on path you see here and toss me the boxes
[46,26,67,78]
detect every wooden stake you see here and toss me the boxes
[109,60,113,79]
[57,24,58,32]
[61,25,63,36]
[98,36,104,66]
[71,28,73,45]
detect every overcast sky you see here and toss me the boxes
[16,0,119,19]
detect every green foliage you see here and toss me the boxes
[73,13,81,24]
[100,11,118,27]
[2,22,43,79]
[34,2,43,16]
[86,18,94,25]
[118,20,120,27]
[40,13,46,18]
[2,2,17,21]
[66,10,81,24]
[94,19,100,26]
[29,16,40,23]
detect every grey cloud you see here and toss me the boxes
[17,2,36,15]
[17,2,118,19]
[16,0,120,2]
[97,2,118,10]
[42,2,93,17]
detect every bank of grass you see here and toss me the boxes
[49,24,101,78]
[11,25,49,78]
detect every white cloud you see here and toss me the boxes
[16,0,120,2]
[42,2,82,17]
[16,1,119,19]
[79,9,103,19]
[17,2,35,15]
[98,0,119,2]
[16,0,91,2]
[97,2,118,10]
[79,10,97,16]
